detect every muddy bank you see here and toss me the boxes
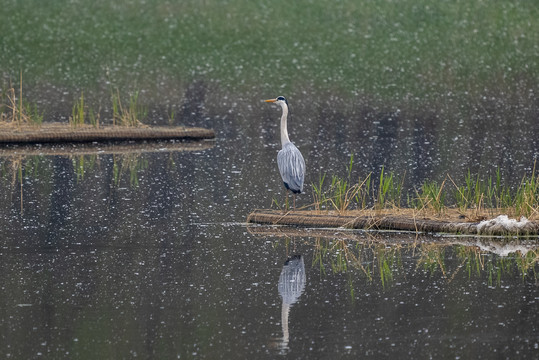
[247,210,539,236]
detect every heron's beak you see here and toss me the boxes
[264,99,277,103]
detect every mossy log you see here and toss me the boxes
[247,210,539,236]
[0,124,215,144]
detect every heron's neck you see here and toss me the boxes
[280,104,290,147]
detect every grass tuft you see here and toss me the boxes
[1,73,44,128]
[70,92,100,128]
[111,89,147,127]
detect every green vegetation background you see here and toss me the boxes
[1,0,537,102]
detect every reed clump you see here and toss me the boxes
[111,89,147,127]
[70,91,100,128]
[312,155,404,215]
[1,74,43,128]
[311,156,539,221]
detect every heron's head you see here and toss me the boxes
[265,96,288,108]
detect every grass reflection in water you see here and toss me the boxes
[265,229,539,292]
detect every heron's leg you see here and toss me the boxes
[293,194,296,210]
[284,190,289,213]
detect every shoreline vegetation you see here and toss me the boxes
[248,157,539,237]
[0,77,214,144]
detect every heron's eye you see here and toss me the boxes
[277,96,286,101]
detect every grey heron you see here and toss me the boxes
[265,96,306,210]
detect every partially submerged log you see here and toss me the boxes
[247,210,539,236]
[0,123,215,144]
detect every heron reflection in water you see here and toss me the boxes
[277,254,306,350]
[265,96,306,210]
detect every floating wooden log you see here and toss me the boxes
[0,124,215,144]
[247,210,539,236]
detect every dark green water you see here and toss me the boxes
[1,0,539,358]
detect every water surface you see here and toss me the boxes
[0,133,538,359]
